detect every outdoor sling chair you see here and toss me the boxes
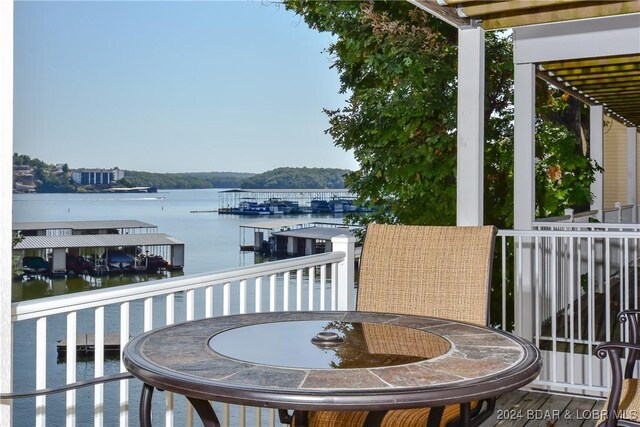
[282,223,499,427]
[596,310,640,426]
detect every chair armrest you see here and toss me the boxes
[618,310,640,326]
[597,341,640,426]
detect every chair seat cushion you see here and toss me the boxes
[598,378,640,425]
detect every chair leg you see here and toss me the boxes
[186,397,221,427]
[139,384,154,427]
[427,406,445,427]
[293,410,309,427]
[445,398,496,427]
[363,410,387,427]
[279,409,294,425]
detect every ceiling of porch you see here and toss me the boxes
[411,0,640,127]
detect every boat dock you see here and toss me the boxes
[218,189,361,215]
[13,220,185,276]
[239,219,361,255]
[57,334,121,357]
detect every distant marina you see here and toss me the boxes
[217,188,367,215]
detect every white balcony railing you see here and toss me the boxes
[4,235,355,427]
[4,227,640,425]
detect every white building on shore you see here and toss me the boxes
[71,167,125,185]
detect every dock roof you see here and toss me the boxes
[13,220,157,232]
[272,227,354,241]
[240,219,345,230]
[13,233,184,250]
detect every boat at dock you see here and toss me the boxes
[218,189,363,216]
[13,220,184,277]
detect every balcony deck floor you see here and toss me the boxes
[482,390,604,426]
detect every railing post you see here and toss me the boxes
[564,208,574,223]
[615,202,622,224]
[331,235,356,311]
[0,0,14,424]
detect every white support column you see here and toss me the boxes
[0,0,13,423]
[590,105,604,221]
[456,26,485,226]
[331,235,356,311]
[513,61,536,341]
[514,63,536,230]
[629,127,639,223]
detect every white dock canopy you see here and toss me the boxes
[13,220,158,234]
[13,233,184,250]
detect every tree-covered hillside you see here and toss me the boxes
[120,171,254,189]
[240,167,348,189]
[13,153,349,191]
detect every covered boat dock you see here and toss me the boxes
[13,219,158,237]
[13,221,184,275]
[239,218,360,255]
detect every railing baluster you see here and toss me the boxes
[223,282,231,316]
[568,236,575,385]
[186,289,195,320]
[120,302,130,427]
[205,286,214,318]
[144,297,153,332]
[331,263,337,311]
[269,274,277,312]
[308,267,315,310]
[320,265,327,311]
[587,237,594,388]
[94,306,105,427]
[66,312,77,427]
[239,404,246,427]
[296,269,303,311]
[283,272,290,311]
[255,277,262,313]
[35,317,46,427]
[240,280,247,314]
[163,295,174,427]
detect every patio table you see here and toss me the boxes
[123,311,541,427]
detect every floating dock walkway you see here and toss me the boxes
[57,334,121,357]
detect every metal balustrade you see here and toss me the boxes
[5,227,640,425]
[5,236,355,427]
[497,227,640,397]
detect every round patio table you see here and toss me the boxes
[123,311,541,427]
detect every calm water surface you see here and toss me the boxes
[11,189,340,426]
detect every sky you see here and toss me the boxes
[14,1,358,174]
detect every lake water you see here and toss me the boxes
[11,189,343,426]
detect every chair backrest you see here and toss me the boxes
[356,224,498,326]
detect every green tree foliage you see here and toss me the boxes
[13,153,75,192]
[284,1,601,330]
[284,1,599,229]
[240,167,348,189]
[120,171,254,189]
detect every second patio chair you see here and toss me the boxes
[596,310,640,426]
[289,223,498,427]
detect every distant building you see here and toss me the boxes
[71,167,125,186]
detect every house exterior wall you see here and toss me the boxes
[603,119,639,209]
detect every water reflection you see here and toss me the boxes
[12,270,184,302]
